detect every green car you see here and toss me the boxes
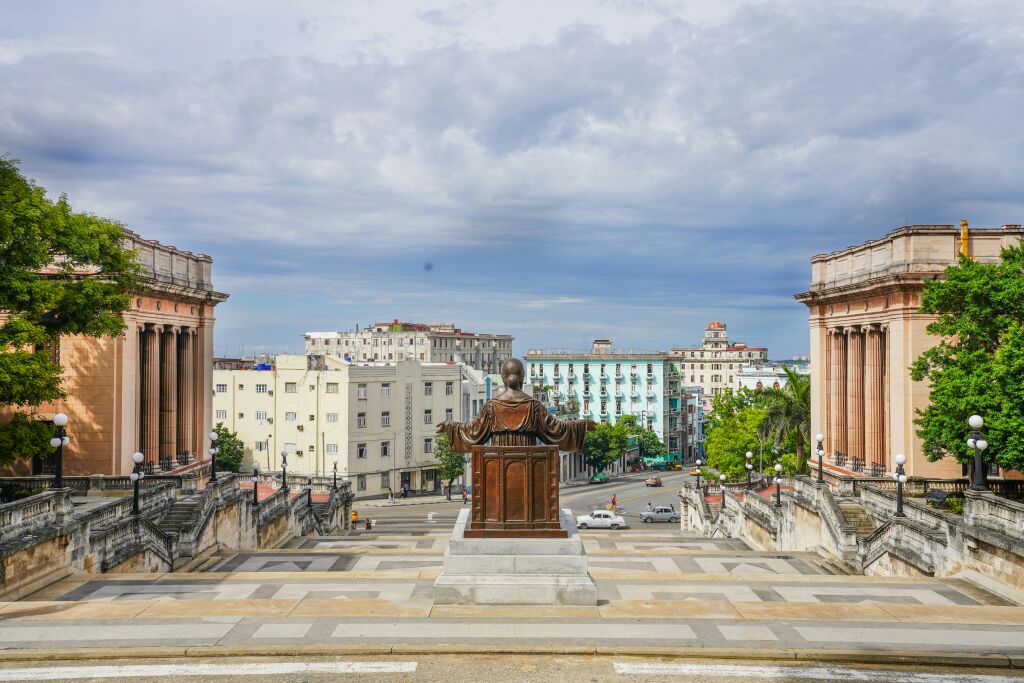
[589,472,609,484]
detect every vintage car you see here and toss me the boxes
[640,506,679,523]
[645,477,663,487]
[576,510,629,529]
[589,472,609,484]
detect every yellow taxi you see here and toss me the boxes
[689,467,702,477]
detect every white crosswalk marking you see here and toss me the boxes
[612,662,1019,682]
[0,661,418,680]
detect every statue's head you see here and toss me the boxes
[500,358,525,391]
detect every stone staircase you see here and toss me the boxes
[838,500,877,535]
[158,495,202,534]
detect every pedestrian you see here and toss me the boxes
[670,503,676,513]
[462,487,468,504]
[387,487,394,503]
[610,494,617,510]
[364,518,372,530]
[645,502,652,512]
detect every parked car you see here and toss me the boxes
[589,472,609,484]
[640,506,679,523]
[576,510,629,529]
[645,477,663,487]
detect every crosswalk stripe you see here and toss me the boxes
[0,662,418,680]
[612,662,1017,682]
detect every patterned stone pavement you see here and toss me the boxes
[2,520,1022,658]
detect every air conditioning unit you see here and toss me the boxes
[297,425,304,431]
[267,389,274,396]
[267,417,273,424]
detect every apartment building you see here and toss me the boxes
[669,321,769,400]
[525,340,694,468]
[212,356,463,498]
[304,320,514,373]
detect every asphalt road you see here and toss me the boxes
[2,655,1021,683]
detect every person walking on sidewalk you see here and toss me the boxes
[387,487,394,503]
[462,487,468,504]
[610,494,617,511]
[645,502,653,512]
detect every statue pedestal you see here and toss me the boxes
[466,445,565,538]
[432,507,598,605]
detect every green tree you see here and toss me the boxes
[704,407,765,480]
[434,433,464,500]
[0,157,140,466]
[582,421,628,472]
[910,248,1024,473]
[212,423,244,473]
[762,366,811,473]
[616,414,665,460]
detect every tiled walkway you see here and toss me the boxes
[3,520,1022,657]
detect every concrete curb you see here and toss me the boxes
[0,644,1018,669]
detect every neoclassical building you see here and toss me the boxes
[795,223,1023,478]
[3,230,228,476]
[669,321,769,401]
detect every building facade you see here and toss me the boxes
[1,230,227,476]
[795,223,1024,478]
[734,362,811,392]
[525,340,692,468]
[304,320,514,374]
[213,356,464,498]
[669,321,769,399]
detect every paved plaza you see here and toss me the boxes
[1,506,1022,669]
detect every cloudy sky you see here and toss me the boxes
[3,1,1023,358]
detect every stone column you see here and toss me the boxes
[192,327,205,458]
[141,324,160,465]
[880,326,889,473]
[847,328,865,463]
[176,327,192,460]
[823,327,832,454]
[864,327,883,468]
[830,330,848,456]
[160,326,177,469]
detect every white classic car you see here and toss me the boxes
[576,510,629,529]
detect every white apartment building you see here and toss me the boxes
[734,362,810,392]
[212,356,464,498]
[669,321,769,399]
[304,320,514,374]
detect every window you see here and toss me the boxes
[357,383,367,399]
[424,409,432,424]
[357,412,366,428]
[381,441,391,457]
[255,441,267,452]
[284,382,297,393]
[308,445,314,453]
[357,474,366,491]
[424,382,433,397]
[647,363,653,374]
[445,408,453,421]
[216,384,228,393]
[381,383,391,398]
[215,409,227,420]
[445,381,454,396]
[357,443,367,458]
[326,382,339,394]
[380,472,390,489]
[255,384,268,394]
[615,400,621,414]
[309,414,315,421]
[285,412,297,421]
[424,438,433,454]
[255,410,268,421]
[284,442,296,454]
[326,412,338,423]
[326,443,338,455]
[381,411,390,427]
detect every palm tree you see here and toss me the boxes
[763,366,811,472]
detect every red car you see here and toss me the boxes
[645,477,663,487]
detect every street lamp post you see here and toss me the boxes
[893,453,907,517]
[49,413,70,489]
[208,431,219,482]
[774,462,783,507]
[967,415,989,492]
[332,460,338,491]
[251,463,260,505]
[280,449,289,493]
[307,476,314,505]
[745,451,753,489]
[694,458,703,492]
[130,451,145,514]
[815,433,825,483]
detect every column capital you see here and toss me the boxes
[144,322,156,331]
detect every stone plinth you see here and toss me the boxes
[433,508,597,605]
[467,444,565,538]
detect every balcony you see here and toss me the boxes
[583,388,592,398]
[615,385,625,397]
[646,373,655,383]
[646,388,656,399]
[553,372,561,381]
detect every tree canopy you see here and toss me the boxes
[0,157,140,465]
[212,423,244,473]
[910,248,1024,474]
[434,433,464,500]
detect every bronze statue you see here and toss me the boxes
[437,358,596,450]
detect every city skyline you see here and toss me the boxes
[4,1,1022,359]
